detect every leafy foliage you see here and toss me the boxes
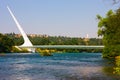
[0,33,14,53]
[113,56,120,75]
[97,9,120,58]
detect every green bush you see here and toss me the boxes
[97,9,120,59]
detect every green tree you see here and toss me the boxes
[0,33,14,53]
[97,9,120,58]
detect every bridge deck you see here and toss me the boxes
[18,45,104,49]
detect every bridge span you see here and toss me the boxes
[18,45,104,49]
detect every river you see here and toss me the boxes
[0,53,120,80]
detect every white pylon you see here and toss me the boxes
[7,6,35,52]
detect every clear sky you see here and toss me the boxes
[0,0,119,38]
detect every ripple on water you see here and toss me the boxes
[0,53,119,80]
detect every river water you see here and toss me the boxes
[0,53,120,80]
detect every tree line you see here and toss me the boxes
[5,33,103,46]
[0,33,103,53]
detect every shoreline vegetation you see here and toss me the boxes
[0,33,103,53]
[97,8,120,59]
[0,33,103,56]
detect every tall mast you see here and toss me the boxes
[7,6,34,52]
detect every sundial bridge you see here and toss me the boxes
[7,6,104,52]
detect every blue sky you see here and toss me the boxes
[0,0,119,38]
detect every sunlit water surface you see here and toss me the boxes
[0,53,120,80]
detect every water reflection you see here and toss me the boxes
[102,57,120,80]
